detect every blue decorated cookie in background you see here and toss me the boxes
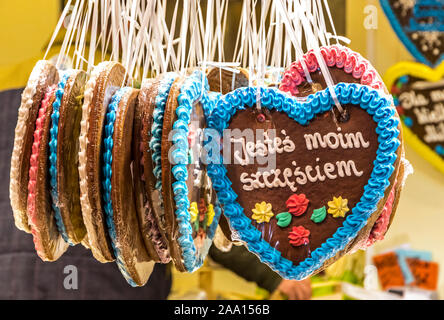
[381,0,444,67]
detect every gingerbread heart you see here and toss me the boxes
[49,70,87,245]
[78,61,126,263]
[385,60,444,174]
[102,87,155,286]
[206,83,401,279]
[161,70,222,272]
[10,60,58,233]
[380,0,444,67]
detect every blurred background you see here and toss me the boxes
[0,0,442,300]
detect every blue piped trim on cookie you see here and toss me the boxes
[205,83,400,279]
[48,71,72,245]
[101,87,137,287]
[170,70,223,272]
[150,73,178,191]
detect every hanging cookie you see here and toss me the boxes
[10,60,59,233]
[132,75,178,264]
[207,83,402,279]
[161,70,222,272]
[48,69,87,245]
[380,0,444,67]
[102,87,155,286]
[385,61,444,174]
[78,61,126,263]
[27,84,69,261]
[279,45,406,245]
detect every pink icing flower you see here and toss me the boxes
[286,194,309,217]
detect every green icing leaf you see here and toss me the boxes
[311,206,327,223]
[276,212,292,228]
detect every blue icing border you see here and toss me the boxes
[205,83,400,279]
[101,87,138,287]
[150,73,178,191]
[170,70,223,272]
[380,0,444,67]
[48,71,73,245]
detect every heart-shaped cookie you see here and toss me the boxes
[102,87,155,286]
[206,83,401,279]
[27,84,69,261]
[78,61,126,263]
[48,69,87,245]
[133,76,174,264]
[10,60,59,233]
[161,70,222,272]
[385,61,444,174]
[380,0,444,67]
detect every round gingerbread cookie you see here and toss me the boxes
[10,60,58,233]
[78,61,126,263]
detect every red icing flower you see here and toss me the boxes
[288,226,310,247]
[286,194,309,216]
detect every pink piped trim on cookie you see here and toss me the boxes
[27,85,57,259]
[364,179,397,248]
[279,45,385,96]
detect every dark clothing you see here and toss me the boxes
[209,244,282,293]
[0,88,171,299]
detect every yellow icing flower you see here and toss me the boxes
[190,202,198,223]
[327,196,350,218]
[252,201,274,224]
[206,204,215,226]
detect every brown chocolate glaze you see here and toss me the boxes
[57,70,87,244]
[207,67,250,94]
[13,62,59,233]
[226,105,379,265]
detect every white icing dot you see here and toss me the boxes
[337,127,342,132]
[292,161,296,166]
